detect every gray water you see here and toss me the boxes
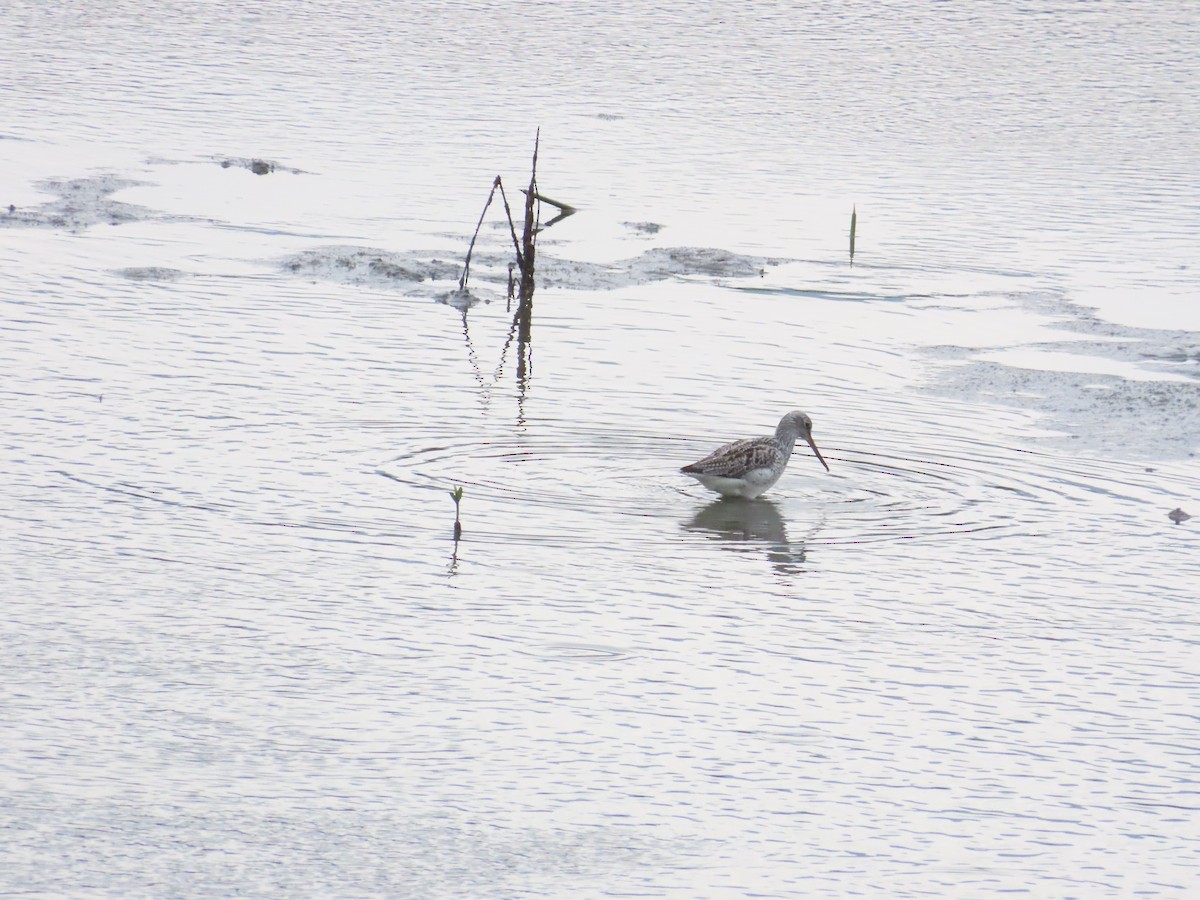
[3,2,1199,897]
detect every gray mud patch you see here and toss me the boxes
[115,267,189,282]
[141,154,308,175]
[926,291,1200,458]
[623,221,664,236]
[282,247,464,287]
[1,175,169,232]
[214,156,306,176]
[281,245,783,296]
[936,361,1200,458]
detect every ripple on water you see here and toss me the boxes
[52,413,1194,560]
[519,643,636,662]
[373,424,1190,552]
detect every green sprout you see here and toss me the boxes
[449,486,464,538]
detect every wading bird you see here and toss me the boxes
[681,410,830,499]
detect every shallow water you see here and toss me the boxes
[3,2,1199,897]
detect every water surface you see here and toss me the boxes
[3,2,1198,897]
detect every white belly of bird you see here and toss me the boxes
[693,467,783,499]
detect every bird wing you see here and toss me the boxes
[681,437,784,477]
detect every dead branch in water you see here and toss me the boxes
[457,175,529,293]
[456,131,543,405]
[458,131,547,294]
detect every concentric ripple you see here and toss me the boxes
[375,425,1193,549]
[53,420,1193,558]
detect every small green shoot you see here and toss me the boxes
[449,486,464,539]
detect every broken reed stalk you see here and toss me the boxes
[513,131,540,387]
[849,205,857,267]
[455,132,542,396]
[518,130,539,297]
[520,189,575,228]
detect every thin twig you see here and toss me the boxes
[495,180,525,273]
[459,176,502,291]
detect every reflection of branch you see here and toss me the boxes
[489,300,532,419]
[493,306,520,384]
[514,298,533,402]
[460,309,484,389]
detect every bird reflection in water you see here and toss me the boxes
[684,497,811,576]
